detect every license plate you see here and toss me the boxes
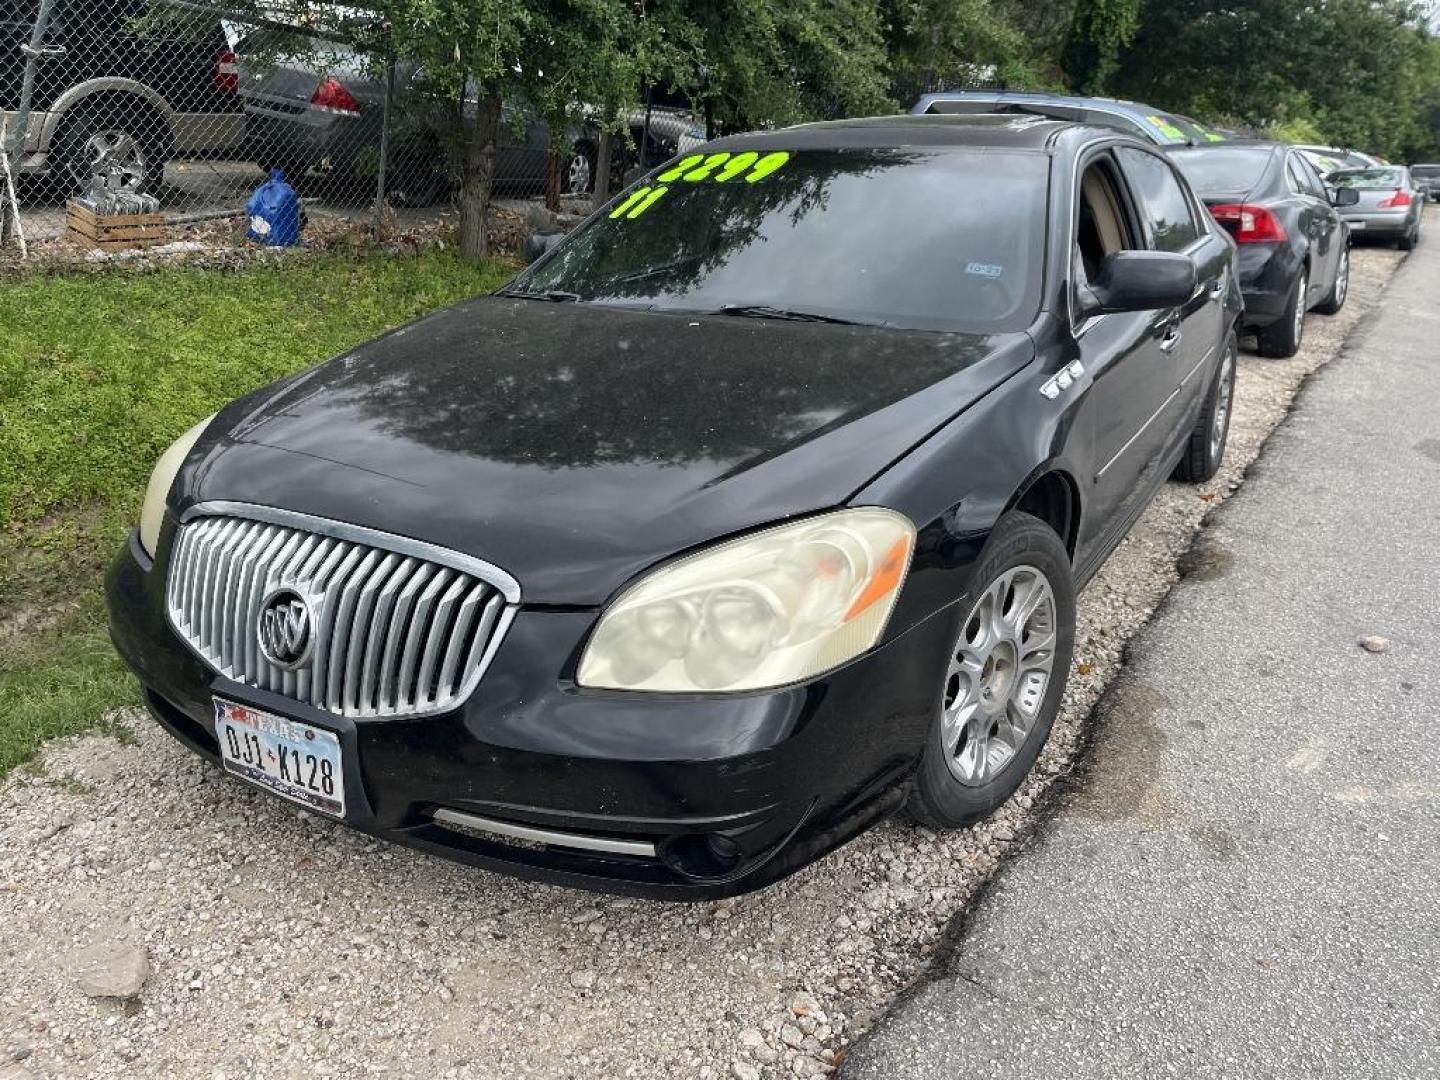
[214,699,345,817]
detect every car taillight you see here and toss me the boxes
[310,78,360,116]
[1378,190,1412,208]
[214,50,238,93]
[1208,203,1287,243]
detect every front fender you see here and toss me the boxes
[853,340,1079,641]
[38,78,175,151]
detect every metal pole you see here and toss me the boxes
[3,0,56,247]
[372,46,394,238]
[639,83,653,171]
[0,113,28,257]
[8,0,58,163]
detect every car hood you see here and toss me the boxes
[180,298,1031,605]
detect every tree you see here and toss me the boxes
[1061,0,1142,94]
[882,0,1036,100]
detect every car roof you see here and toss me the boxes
[914,89,1159,117]
[909,90,1224,145]
[703,112,1121,154]
[1169,139,1283,154]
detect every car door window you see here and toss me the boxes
[1115,147,1201,253]
[1075,154,1140,286]
[1292,154,1329,199]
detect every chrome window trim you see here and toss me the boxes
[179,500,521,603]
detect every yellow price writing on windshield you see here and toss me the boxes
[605,151,793,217]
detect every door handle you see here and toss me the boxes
[1159,320,1182,353]
[1207,278,1224,299]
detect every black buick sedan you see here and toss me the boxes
[108,114,1242,898]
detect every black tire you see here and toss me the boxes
[1397,226,1417,251]
[387,142,450,209]
[1313,244,1349,315]
[1173,331,1237,483]
[908,512,1076,829]
[54,102,168,197]
[1255,266,1307,358]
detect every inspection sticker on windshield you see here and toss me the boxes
[966,262,1004,278]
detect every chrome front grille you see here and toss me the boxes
[166,506,518,719]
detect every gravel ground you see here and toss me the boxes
[0,244,1405,1080]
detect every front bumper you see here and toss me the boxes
[107,525,953,899]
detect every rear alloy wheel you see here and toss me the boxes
[1313,245,1349,315]
[1174,331,1237,483]
[909,512,1076,829]
[1256,267,1307,358]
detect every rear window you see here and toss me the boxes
[516,148,1050,334]
[1410,165,1440,179]
[1329,168,1405,189]
[1170,147,1274,195]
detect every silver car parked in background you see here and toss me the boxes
[1325,165,1424,249]
[1409,163,1440,202]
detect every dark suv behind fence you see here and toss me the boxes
[2,0,243,195]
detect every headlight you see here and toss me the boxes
[578,508,915,692]
[138,414,215,556]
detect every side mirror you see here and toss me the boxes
[1332,187,1360,207]
[1077,251,1197,317]
[524,231,565,264]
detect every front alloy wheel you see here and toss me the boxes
[941,566,1058,785]
[909,511,1076,829]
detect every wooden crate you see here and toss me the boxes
[66,201,167,252]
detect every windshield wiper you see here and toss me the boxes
[716,303,883,327]
[496,287,582,302]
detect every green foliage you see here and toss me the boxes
[1111,0,1440,160]
[884,0,1037,96]
[1270,114,1327,147]
[0,253,514,529]
[1062,0,1142,94]
[0,252,514,780]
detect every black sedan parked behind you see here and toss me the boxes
[1169,141,1355,358]
[108,114,1242,899]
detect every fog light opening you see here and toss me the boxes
[660,832,745,880]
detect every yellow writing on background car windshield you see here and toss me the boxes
[613,152,794,218]
[1147,115,1187,141]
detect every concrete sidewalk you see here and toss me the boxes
[844,242,1440,1079]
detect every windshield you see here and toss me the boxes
[1140,112,1212,145]
[1170,146,1274,194]
[511,148,1049,333]
[1329,167,1405,189]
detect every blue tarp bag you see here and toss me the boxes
[246,168,300,246]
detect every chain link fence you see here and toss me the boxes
[1,0,705,258]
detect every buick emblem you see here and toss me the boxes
[257,588,314,670]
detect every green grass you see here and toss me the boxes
[0,251,516,780]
